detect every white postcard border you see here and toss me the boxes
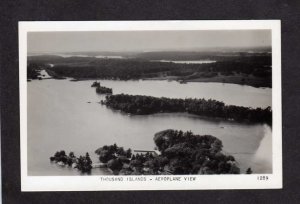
[19,20,282,191]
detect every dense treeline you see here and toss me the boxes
[48,59,174,80]
[95,144,132,163]
[136,49,271,61]
[153,129,240,174]
[94,144,132,174]
[50,150,92,173]
[27,63,42,80]
[95,130,240,175]
[27,62,66,80]
[47,57,271,80]
[103,94,272,125]
[28,53,272,87]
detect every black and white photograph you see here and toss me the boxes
[19,21,282,191]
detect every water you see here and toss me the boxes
[29,53,124,59]
[50,54,90,58]
[95,55,124,59]
[27,79,272,175]
[100,80,271,108]
[152,60,216,64]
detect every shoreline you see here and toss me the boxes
[103,94,272,125]
[126,112,271,126]
[68,76,271,88]
[142,75,271,88]
[30,68,271,88]
[106,107,272,128]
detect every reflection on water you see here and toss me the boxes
[27,79,272,175]
[251,126,272,173]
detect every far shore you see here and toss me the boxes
[142,74,271,88]
[31,68,271,88]
[65,75,271,88]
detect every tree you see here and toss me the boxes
[126,148,132,158]
[69,152,75,158]
[107,159,123,173]
[246,168,252,174]
[86,153,92,165]
[76,153,93,173]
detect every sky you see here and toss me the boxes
[28,30,271,53]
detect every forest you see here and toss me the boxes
[27,52,272,87]
[27,63,42,80]
[103,94,272,125]
[94,130,241,175]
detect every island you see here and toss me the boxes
[91,81,100,87]
[102,94,272,125]
[49,130,243,175]
[90,81,113,94]
[50,151,93,173]
[96,86,113,94]
[95,129,240,175]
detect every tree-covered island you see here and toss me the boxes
[91,81,113,94]
[50,151,93,173]
[49,130,242,175]
[95,129,240,175]
[96,86,112,94]
[102,94,272,125]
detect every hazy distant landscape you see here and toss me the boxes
[27,30,273,176]
[28,49,271,88]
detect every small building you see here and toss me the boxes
[133,150,160,157]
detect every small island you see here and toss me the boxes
[50,151,93,173]
[91,81,100,87]
[102,94,272,125]
[91,81,113,94]
[96,86,113,94]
